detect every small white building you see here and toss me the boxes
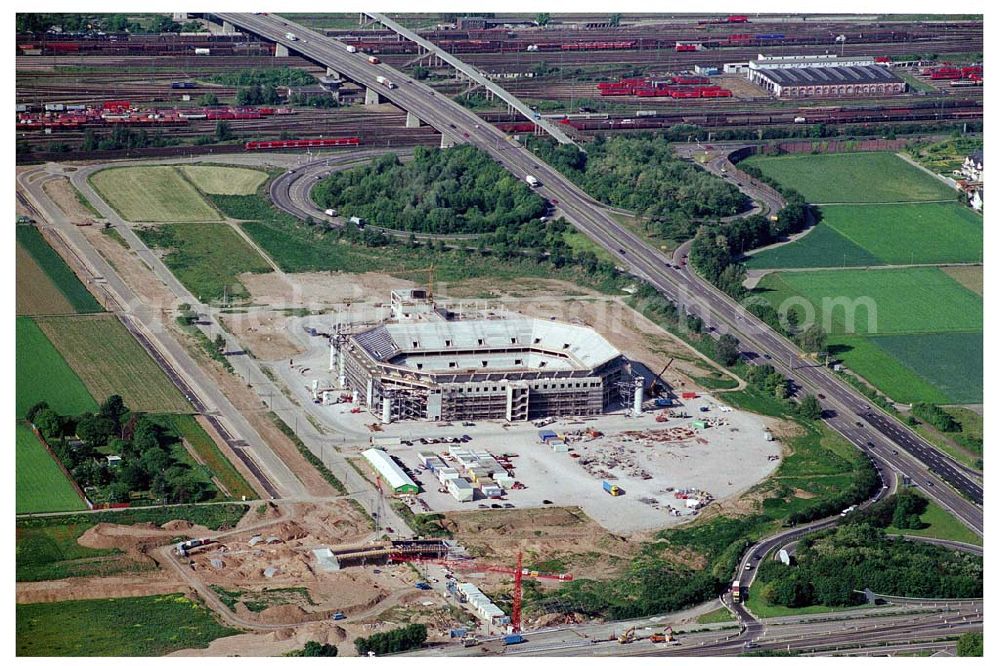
[447,477,474,502]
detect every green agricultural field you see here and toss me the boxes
[16,317,97,418]
[179,165,269,195]
[827,336,953,405]
[16,594,239,656]
[748,202,982,269]
[872,331,982,404]
[16,225,102,313]
[36,314,191,414]
[746,222,881,270]
[756,267,982,336]
[90,166,222,222]
[158,414,258,500]
[135,223,272,303]
[16,423,87,514]
[743,152,957,203]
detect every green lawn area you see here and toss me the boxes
[886,493,982,546]
[135,223,272,303]
[744,585,846,619]
[743,152,957,203]
[747,202,982,269]
[242,217,624,293]
[90,166,222,223]
[697,606,736,624]
[158,414,258,500]
[16,423,87,514]
[16,594,239,656]
[755,267,981,336]
[16,316,98,418]
[37,314,192,414]
[16,225,103,313]
[178,165,269,195]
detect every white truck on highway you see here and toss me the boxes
[375,75,396,89]
[285,32,298,41]
[346,45,358,53]
[525,175,540,187]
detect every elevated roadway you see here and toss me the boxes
[213,13,981,535]
[361,11,578,146]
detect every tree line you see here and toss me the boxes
[526,134,748,241]
[354,623,427,656]
[25,396,215,505]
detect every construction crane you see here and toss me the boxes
[389,551,572,633]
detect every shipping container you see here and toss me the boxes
[194,47,210,55]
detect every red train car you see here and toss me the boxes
[244,137,361,150]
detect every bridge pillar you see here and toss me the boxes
[326,66,342,78]
[172,13,189,21]
[365,87,384,105]
[275,43,289,57]
[221,20,235,34]
[440,134,455,149]
[405,111,422,128]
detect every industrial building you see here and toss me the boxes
[748,53,907,98]
[362,448,420,494]
[333,290,635,423]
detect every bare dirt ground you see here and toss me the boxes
[220,309,306,362]
[80,224,177,309]
[42,176,96,223]
[241,271,416,309]
[941,265,983,295]
[442,505,644,581]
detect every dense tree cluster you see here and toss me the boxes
[844,489,928,531]
[17,13,194,34]
[81,126,179,152]
[312,146,547,234]
[757,521,982,608]
[210,68,316,88]
[25,395,214,505]
[236,84,282,106]
[354,624,427,656]
[289,641,337,657]
[910,402,960,433]
[746,363,791,400]
[527,134,748,241]
[956,632,984,657]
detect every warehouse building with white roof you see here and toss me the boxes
[362,447,420,494]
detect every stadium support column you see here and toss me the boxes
[632,377,644,417]
[382,398,392,424]
[275,43,289,57]
[337,348,346,388]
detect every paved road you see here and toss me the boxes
[218,11,981,533]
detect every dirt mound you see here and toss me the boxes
[16,572,188,604]
[257,604,312,624]
[77,521,211,552]
[327,626,348,643]
[162,519,194,530]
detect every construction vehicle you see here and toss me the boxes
[649,633,667,643]
[462,637,479,648]
[618,627,637,644]
[503,634,526,646]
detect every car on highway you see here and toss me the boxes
[618,249,626,255]
[867,441,876,448]
[744,563,752,570]
[550,199,559,204]
[892,450,899,456]
[463,132,470,138]
[855,421,864,427]
[817,394,825,399]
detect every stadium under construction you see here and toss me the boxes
[331,290,639,423]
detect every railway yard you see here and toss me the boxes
[15,10,984,660]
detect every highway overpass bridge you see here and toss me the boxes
[205,13,981,535]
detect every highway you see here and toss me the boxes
[361,12,577,146]
[215,12,981,536]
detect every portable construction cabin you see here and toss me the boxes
[438,467,460,484]
[482,484,503,499]
[447,478,474,502]
[550,441,569,453]
[362,448,420,494]
[537,429,558,443]
[692,420,707,430]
